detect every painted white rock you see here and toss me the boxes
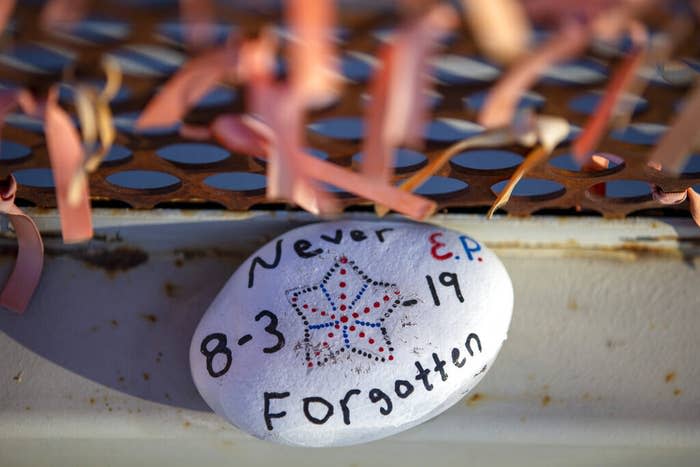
[190,220,513,447]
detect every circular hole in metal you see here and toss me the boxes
[540,58,607,86]
[415,176,468,197]
[308,117,364,140]
[463,90,544,113]
[586,180,652,202]
[352,148,427,172]
[341,51,376,83]
[568,90,648,116]
[157,143,229,165]
[450,149,523,171]
[49,17,131,45]
[204,172,266,193]
[155,21,233,47]
[549,152,624,174]
[491,178,565,199]
[194,86,237,108]
[0,141,31,162]
[102,145,133,165]
[638,61,695,87]
[5,113,46,133]
[59,81,131,105]
[114,111,180,136]
[431,55,500,85]
[106,44,185,77]
[425,118,483,143]
[0,42,76,74]
[14,168,54,188]
[106,170,181,191]
[681,154,700,177]
[610,123,666,146]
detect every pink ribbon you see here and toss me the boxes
[0,176,43,313]
[44,87,93,243]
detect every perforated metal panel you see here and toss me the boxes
[1,1,699,217]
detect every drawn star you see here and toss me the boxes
[286,255,404,368]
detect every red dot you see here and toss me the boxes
[395,290,401,295]
[320,311,326,316]
[335,324,340,329]
[359,332,365,338]
[339,282,346,288]
[369,338,375,344]
[311,308,317,313]
[478,257,483,262]
[315,351,320,356]
[373,302,380,308]
[363,307,370,314]
[340,257,348,264]
[379,347,384,352]
[383,295,390,301]
[340,269,347,275]
[340,293,347,300]
[388,356,394,361]
[291,297,297,302]
[308,361,313,368]
[323,342,328,347]
[331,314,336,320]
[352,312,359,318]
[340,316,349,323]
[303,304,308,309]
[340,304,347,311]
[349,326,356,331]
[328,332,334,338]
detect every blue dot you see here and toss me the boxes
[455,256,460,260]
[344,339,350,344]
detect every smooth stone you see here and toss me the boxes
[190,221,513,447]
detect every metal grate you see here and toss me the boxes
[1,1,699,217]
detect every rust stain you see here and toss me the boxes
[89,398,95,405]
[673,388,682,396]
[665,372,676,383]
[140,313,158,323]
[164,281,179,298]
[541,395,551,407]
[567,298,578,311]
[466,392,485,406]
[66,246,149,276]
[110,319,119,327]
[142,372,150,381]
[183,421,191,428]
[24,406,31,411]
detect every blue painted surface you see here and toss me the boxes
[451,149,522,170]
[415,176,468,196]
[610,123,667,146]
[540,59,607,86]
[107,171,181,190]
[0,43,74,73]
[204,172,266,192]
[603,180,651,198]
[682,155,700,175]
[59,81,132,105]
[53,18,131,44]
[425,119,483,143]
[103,145,133,164]
[341,52,375,83]
[14,168,55,188]
[432,56,500,85]
[464,91,545,113]
[0,141,31,162]
[308,117,364,140]
[568,91,648,116]
[157,143,230,165]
